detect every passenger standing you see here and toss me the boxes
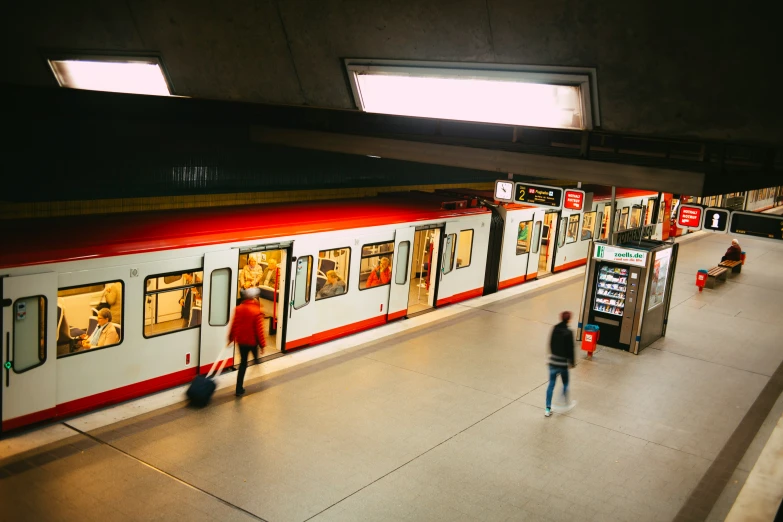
[229,288,266,397]
[545,311,576,417]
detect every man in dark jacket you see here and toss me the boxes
[545,311,576,417]
[229,288,266,397]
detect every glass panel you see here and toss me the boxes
[516,221,532,254]
[658,200,665,224]
[442,234,455,275]
[144,270,203,338]
[293,256,313,309]
[630,206,642,229]
[619,208,629,231]
[316,247,351,300]
[395,241,410,284]
[581,212,596,241]
[601,204,612,239]
[531,222,542,253]
[359,241,395,290]
[557,217,568,247]
[209,269,231,326]
[456,230,474,268]
[13,296,46,372]
[566,214,580,244]
[57,281,124,357]
[645,200,656,225]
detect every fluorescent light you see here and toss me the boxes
[49,58,172,96]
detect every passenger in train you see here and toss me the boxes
[179,273,195,321]
[240,257,263,289]
[259,258,278,288]
[317,270,346,298]
[102,282,122,325]
[229,287,266,397]
[366,257,392,287]
[81,309,119,349]
[721,239,742,262]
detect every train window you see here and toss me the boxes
[316,247,351,300]
[554,217,566,247]
[657,201,665,224]
[209,269,231,326]
[456,230,474,269]
[13,296,46,372]
[57,281,124,358]
[442,234,456,275]
[581,212,596,241]
[293,256,313,308]
[144,270,203,338]
[619,208,629,231]
[531,222,542,253]
[359,241,394,290]
[565,214,580,244]
[517,221,533,254]
[645,200,656,225]
[630,206,642,229]
[395,241,410,285]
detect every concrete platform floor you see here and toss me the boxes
[2,232,783,522]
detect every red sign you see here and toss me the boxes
[564,190,585,211]
[678,205,703,228]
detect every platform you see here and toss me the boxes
[2,231,782,522]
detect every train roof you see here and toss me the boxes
[0,196,489,269]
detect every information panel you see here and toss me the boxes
[514,183,563,208]
[729,212,783,241]
[703,208,729,233]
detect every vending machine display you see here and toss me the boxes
[594,265,628,316]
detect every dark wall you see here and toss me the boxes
[2,1,781,143]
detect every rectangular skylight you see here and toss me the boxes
[48,57,172,96]
[346,61,597,130]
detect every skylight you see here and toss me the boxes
[346,61,598,130]
[48,57,172,96]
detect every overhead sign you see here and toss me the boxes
[729,211,783,242]
[514,182,563,209]
[494,180,514,202]
[703,208,729,233]
[594,244,648,266]
[677,205,703,229]
[563,189,585,211]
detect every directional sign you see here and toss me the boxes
[563,189,585,211]
[514,183,563,209]
[729,211,783,242]
[677,204,703,229]
[703,208,729,233]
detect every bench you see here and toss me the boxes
[720,259,742,274]
[705,266,728,289]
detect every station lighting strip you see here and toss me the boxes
[48,54,173,96]
[345,59,599,130]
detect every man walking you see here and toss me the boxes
[229,287,266,397]
[545,311,576,417]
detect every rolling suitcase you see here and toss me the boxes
[186,343,232,407]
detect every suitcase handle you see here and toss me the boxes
[206,342,233,380]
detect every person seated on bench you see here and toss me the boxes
[721,239,742,262]
[79,309,120,349]
[317,270,346,299]
[259,259,278,289]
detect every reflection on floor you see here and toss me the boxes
[407,277,432,315]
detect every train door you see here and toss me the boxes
[538,211,560,276]
[406,227,441,315]
[286,237,319,350]
[387,226,416,319]
[1,272,57,433]
[199,249,239,373]
[435,221,462,302]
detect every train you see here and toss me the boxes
[1,184,780,433]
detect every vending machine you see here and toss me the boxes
[578,240,678,353]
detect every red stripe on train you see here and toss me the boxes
[286,314,389,351]
[553,258,587,272]
[498,274,527,290]
[436,287,483,307]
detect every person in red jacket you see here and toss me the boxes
[366,257,392,287]
[229,287,266,396]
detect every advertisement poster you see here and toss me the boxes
[648,249,672,310]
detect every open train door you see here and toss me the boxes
[2,272,57,433]
[198,249,239,374]
[387,226,416,320]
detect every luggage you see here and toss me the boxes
[186,343,232,407]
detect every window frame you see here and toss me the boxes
[57,279,125,359]
[581,211,596,241]
[516,220,533,255]
[208,268,232,327]
[293,256,314,309]
[455,229,474,269]
[565,214,580,244]
[47,53,175,96]
[629,205,643,229]
[316,246,351,301]
[358,240,395,291]
[619,207,630,231]
[143,269,203,339]
[645,200,656,226]
[12,295,47,373]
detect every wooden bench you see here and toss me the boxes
[705,266,728,289]
[720,259,742,274]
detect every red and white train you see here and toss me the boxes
[0,186,693,433]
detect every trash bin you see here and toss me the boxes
[741,251,746,265]
[582,324,600,355]
[696,269,708,292]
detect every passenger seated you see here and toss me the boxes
[721,239,742,262]
[240,257,263,289]
[259,258,278,289]
[78,309,120,349]
[366,257,392,287]
[317,270,346,299]
[101,282,122,325]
